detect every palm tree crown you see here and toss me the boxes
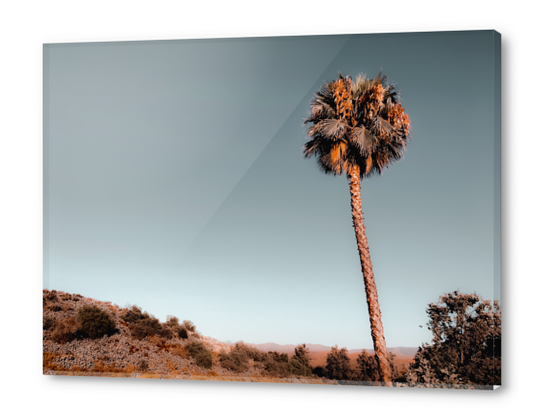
[303,72,410,177]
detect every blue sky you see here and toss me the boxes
[44,30,500,350]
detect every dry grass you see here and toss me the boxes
[170,344,188,358]
[50,317,80,344]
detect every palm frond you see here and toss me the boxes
[308,118,348,140]
[351,126,376,152]
[373,116,396,141]
[302,138,320,158]
[303,70,410,178]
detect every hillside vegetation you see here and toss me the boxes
[43,289,500,388]
[43,290,332,382]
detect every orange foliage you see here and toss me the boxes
[361,84,384,119]
[332,78,353,120]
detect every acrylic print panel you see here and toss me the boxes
[43,30,501,389]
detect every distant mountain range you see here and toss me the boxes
[247,342,418,357]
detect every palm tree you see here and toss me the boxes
[303,72,411,385]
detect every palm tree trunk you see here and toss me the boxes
[348,167,392,385]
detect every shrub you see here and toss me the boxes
[131,317,161,339]
[166,315,179,327]
[165,318,189,339]
[264,356,291,377]
[44,290,58,302]
[77,305,117,339]
[267,351,289,364]
[181,320,196,332]
[187,342,213,369]
[178,327,189,339]
[131,317,173,340]
[158,326,174,340]
[50,317,80,344]
[219,344,253,373]
[121,305,150,324]
[238,343,266,362]
[49,304,63,312]
[312,366,326,377]
[43,316,54,331]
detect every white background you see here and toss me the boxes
[0,0,539,418]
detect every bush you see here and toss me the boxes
[187,342,212,369]
[122,306,175,340]
[312,366,326,377]
[178,327,188,339]
[121,305,150,324]
[263,353,291,377]
[131,317,172,340]
[43,316,54,331]
[267,351,288,364]
[77,305,117,339]
[218,343,266,373]
[166,321,189,339]
[44,290,58,302]
[181,320,196,332]
[51,317,80,344]
[219,349,250,373]
[166,316,179,327]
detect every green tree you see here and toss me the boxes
[353,350,401,383]
[290,344,312,376]
[354,350,380,382]
[408,291,501,387]
[303,73,411,384]
[324,346,352,380]
[263,351,291,377]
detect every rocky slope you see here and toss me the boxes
[43,289,246,377]
[42,289,329,383]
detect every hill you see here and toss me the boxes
[42,289,416,384]
[42,289,333,383]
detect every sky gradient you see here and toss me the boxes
[44,30,500,350]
